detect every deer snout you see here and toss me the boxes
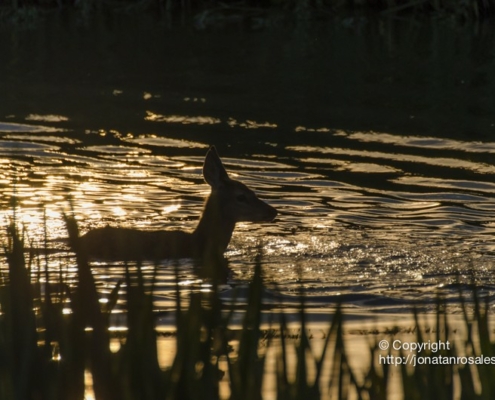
[268,204,277,221]
[260,202,277,222]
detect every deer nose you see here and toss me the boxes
[266,204,277,221]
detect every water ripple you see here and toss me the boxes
[1,120,494,314]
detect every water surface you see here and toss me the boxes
[1,14,495,321]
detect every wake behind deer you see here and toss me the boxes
[78,146,277,263]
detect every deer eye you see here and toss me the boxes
[236,194,247,202]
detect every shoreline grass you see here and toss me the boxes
[0,217,494,399]
[0,0,493,25]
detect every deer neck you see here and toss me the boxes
[192,192,236,257]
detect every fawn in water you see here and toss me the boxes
[79,146,277,265]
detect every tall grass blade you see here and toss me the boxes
[3,222,38,399]
[64,214,120,400]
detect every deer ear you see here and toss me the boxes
[203,146,230,189]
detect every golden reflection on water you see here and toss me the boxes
[1,115,495,309]
[125,135,207,149]
[84,370,95,400]
[25,114,69,123]
[295,126,330,132]
[288,145,495,174]
[345,131,495,154]
[111,206,127,217]
[226,118,277,129]
[162,204,181,214]
[338,162,401,174]
[393,176,495,194]
[145,111,221,125]
[144,111,278,130]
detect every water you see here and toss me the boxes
[1,13,495,321]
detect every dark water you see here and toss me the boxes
[1,13,495,319]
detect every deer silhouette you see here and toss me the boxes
[79,146,277,266]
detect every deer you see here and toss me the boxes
[77,146,277,274]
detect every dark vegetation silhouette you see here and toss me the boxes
[1,215,494,399]
[1,0,493,22]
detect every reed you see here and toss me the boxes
[0,215,495,399]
